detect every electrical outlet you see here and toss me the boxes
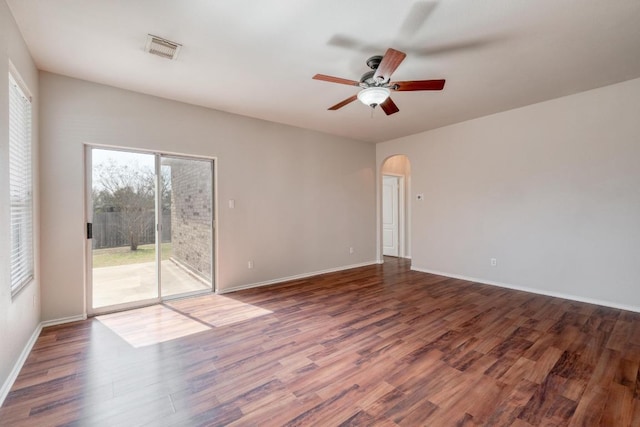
[349,247,354,254]
[247,261,253,269]
[490,258,497,267]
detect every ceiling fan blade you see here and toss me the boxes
[411,36,501,57]
[313,74,360,86]
[328,34,386,55]
[380,97,399,116]
[391,79,446,91]
[373,48,407,82]
[399,1,438,38]
[328,94,358,110]
[327,34,365,50]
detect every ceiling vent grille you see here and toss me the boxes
[145,34,182,60]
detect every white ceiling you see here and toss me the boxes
[7,0,640,143]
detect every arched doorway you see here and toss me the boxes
[381,155,411,259]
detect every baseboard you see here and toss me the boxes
[380,256,411,261]
[411,266,640,314]
[0,323,42,407]
[0,314,88,407]
[41,314,87,328]
[219,261,379,294]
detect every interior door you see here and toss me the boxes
[382,175,399,257]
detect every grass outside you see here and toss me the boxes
[93,243,172,268]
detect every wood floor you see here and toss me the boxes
[2,257,640,426]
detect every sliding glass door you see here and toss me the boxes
[87,147,214,314]
[160,156,213,298]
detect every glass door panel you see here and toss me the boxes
[91,148,158,309]
[160,156,213,298]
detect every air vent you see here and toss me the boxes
[145,34,182,60]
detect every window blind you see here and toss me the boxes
[9,72,33,294]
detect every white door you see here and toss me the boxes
[383,175,399,256]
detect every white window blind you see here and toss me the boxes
[9,72,33,295]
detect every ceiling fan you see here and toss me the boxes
[313,48,445,115]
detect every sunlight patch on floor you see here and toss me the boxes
[166,294,274,327]
[97,305,210,347]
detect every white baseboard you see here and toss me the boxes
[411,266,640,314]
[379,256,411,261]
[219,261,379,294]
[0,323,42,407]
[41,314,87,328]
[0,314,88,407]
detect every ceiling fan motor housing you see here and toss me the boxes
[366,55,383,70]
[360,70,377,87]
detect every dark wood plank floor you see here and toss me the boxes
[2,257,640,426]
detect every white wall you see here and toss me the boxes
[39,72,376,321]
[0,0,40,400]
[378,77,640,310]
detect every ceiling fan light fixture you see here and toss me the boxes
[357,87,390,107]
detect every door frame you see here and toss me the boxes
[382,174,399,257]
[382,173,405,258]
[159,153,218,302]
[84,144,218,316]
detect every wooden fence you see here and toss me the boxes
[92,211,171,249]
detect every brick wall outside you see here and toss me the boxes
[169,159,212,282]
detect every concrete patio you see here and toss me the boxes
[92,259,211,308]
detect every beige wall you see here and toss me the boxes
[0,0,40,400]
[39,72,377,321]
[378,77,640,310]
